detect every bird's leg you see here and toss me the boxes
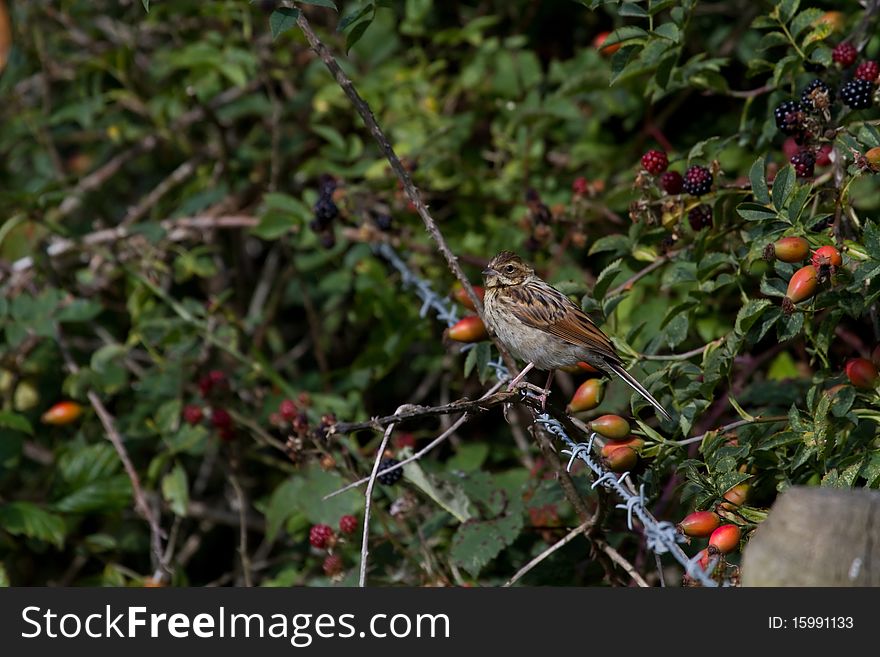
[539,370,555,410]
[506,362,535,391]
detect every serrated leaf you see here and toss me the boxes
[449,513,523,577]
[863,221,880,260]
[771,165,795,209]
[600,26,649,49]
[736,202,777,222]
[735,299,771,335]
[54,475,132,513]
[589,234,629,256]
[0,502,65,548]
[790,8,823,38]
[0,410,33,435]
[653,22,680,43]
[269,7,300,40]
[778,0,801,23]
[592,258,623,300]
[749,156,770,204]
[161,463,189,517]
[619,3,649,18]
[777,310,804,341]
[405,467,473,523]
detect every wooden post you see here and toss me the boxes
[741,486,880,586]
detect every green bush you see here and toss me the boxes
[0,0,878,587]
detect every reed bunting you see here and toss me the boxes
[482,251,672,422]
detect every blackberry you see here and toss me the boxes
[687,204,713,231]
[641,149,668,175]
[682,165,713,196]
[832,42,858,67]
[313,196,338,223]
[309,524,334,549]
[182,405,203,426]
[660,171,683,194]
[840,78,874,109]
[322,554,344,576]
[790,150,816,178]
[800,79,835,112]
[774,100,805,135]
[318,174,337,198]
[339,515,357,534]
[374,214,393,231]
[377,457,403,485]
[855,60,879,83]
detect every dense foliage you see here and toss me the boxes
[1,0,879,587]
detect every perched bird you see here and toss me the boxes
[482,250,672,422]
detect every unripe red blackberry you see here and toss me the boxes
[572,176,589,196]
[660,171,683,194]
[682,165,713,196]
[832,42,858,67]
[790,150,815,178]
[816,144,833,167]
[800,79,835,111]
[688,204,713,231]
[841,79,874,109]
[309,524,334,549]
[322,554,344,576]
[182,404,203,425]
[856,60,880,83]
[774,100,805,135]
[211,407,232,430]
[339,514,358,534]
[641,149,668,175]
[279,398,298,422]
[377,457,403,485]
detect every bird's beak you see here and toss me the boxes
[482,267,497,277]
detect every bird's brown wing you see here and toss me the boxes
[504,280,621,363]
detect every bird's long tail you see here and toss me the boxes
[605,361,672,423]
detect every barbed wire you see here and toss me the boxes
[373,243,723,587]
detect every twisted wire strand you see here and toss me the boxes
[374,243,724,587]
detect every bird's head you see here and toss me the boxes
[482,251,534,288]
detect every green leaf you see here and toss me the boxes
[601,26,650,49]
[270,7,300,40]
[777,0,801,23]
[735,299,771,335]
[162,464,189,517]
[863,221,880,260]
[346,20,373,52]
[593,258,623,300]
[54,475,132,513]
[619,3,649,18]
[0,502,65,548]
[749,156,770,204]
[653,22,680,43]
[141,0,149,12]
[589,234,629,256]
[0,410,33,435]
[298,0,337,9]
[449,513,523,577]
[777,311,804,341]
[404,467,473,523]
[790,8,823,38]
[56,299,102,323]
[736,202,777,222]
[771,165,795,210]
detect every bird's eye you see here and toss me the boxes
[505,265,515,274]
